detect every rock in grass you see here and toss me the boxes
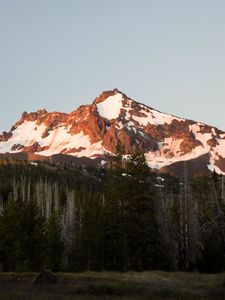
[33,269,58,284]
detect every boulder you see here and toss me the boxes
[33,269,58,284]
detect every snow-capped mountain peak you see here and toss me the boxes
[1,89,225,176]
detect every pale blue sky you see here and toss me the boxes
[0,0,225,131]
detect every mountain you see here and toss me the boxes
[1,89,225,175]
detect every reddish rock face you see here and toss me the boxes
[21,142,49,153]
[1,89,225,175]
[103,127,143,153]
[180,135,202,155]
[67,105,108,143]
[215,156,225,172]
[15,109,67,130]
[93,89,122,104]
[17,110,48,126]
[11,144,25,151]
[0,131,12,142]
[207,138,219,148]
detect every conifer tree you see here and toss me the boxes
[46,211,63,271]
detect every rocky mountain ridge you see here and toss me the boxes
[1,89,225,175]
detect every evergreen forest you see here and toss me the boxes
[0,153,225,273]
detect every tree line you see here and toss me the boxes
[0,155,224,273]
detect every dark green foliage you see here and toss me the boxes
[0,199,46,271]
[45,212,64,271]
[0,157,225,273]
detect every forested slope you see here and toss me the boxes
[0,155,224,273]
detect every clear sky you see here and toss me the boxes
[0,0,225,132]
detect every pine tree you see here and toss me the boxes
[45,211,63,271]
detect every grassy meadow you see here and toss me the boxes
[0,271,225,300]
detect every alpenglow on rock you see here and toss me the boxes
[1,89,225,175]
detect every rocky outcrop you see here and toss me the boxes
[33,269,58,284]
[93,88,122,104]
[0,131,12,142]
[1,89,225,175]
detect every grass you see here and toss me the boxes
[0,271,225,300]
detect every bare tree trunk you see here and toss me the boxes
[27,177,31,202]
[222,176,225,205]
[21,176,26,202]
[0,196,3,214]
[36,178,44,215]
[61,187,76,268]
[13,177,18,201]
[53,182,59,213]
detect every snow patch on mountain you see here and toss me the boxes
[37,128,91,156]
[146,144,208,169]
[0,120,93,157]
[0,121,47,152]
[189,124,212,146]
[74,141,106,158]
[96,93,123,120]
[96,91,184,126]
[132,107,184,126]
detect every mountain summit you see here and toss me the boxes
[1,89,225,175]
